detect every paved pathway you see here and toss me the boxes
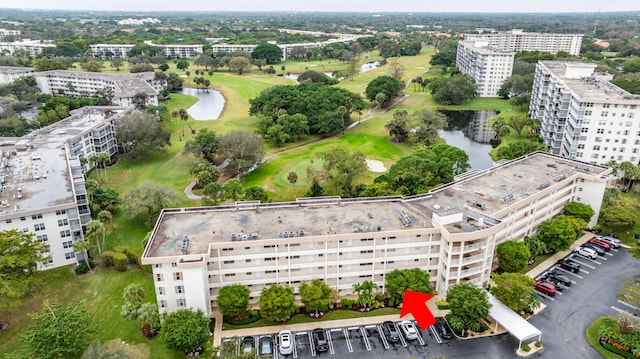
[525,231,595,279]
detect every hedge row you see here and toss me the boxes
[603,343,638,359]
[100,246,152,273]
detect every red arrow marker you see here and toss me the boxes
[400,289,436,331]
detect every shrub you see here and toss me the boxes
[521,344,531,352]
[113,246,128,254]
[113,252,128,272]
[535,341,543,348]
[436,298,450,310]
[223,310,261,325]
[101,251,115,267]
[340,298,354,309]
[126,247,144,266]
[603,343,636,358]
[74,257,95,275]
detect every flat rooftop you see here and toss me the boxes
[0,106,129,217]
[0,66,35,73]
[459,41,515,55]
[35,70,159,97]
[145,152,610,258]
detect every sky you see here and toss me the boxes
[4,0,640,13]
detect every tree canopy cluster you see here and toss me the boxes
[249,82,365,135]
[364,75,404,108]
[115,112,171,159]
[496,240,531,272]
[429,74,477,105]
[384,268,433,305]
[537,215,586,250]
[446,281,492,332]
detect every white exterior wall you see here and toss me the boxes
[456,41,514,97]
[465,32,584,56]
[90,44,135,59]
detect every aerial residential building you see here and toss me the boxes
[117,18,161,26]
[0,66,35,85]
[89,44,136,59]
[0,28,21,40]
[456,40,515,97]
[33,70,165,107]
[0,106,132,269]
[211,44,258,55]
[142,152,609,316]
[142,41,203,59]
[465,29,584,56]
[529,61,640,165]
[0,39,55,57]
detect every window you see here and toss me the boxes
[360,250,373,254]
[65,252,76,259]
[34,223,45,231]
[37,235,48,242]
[175,285,183,294]
[577,144,585,149]
[224,273,236,277]
[581,128,589,133]
[173,272,182,280]
[5,219,10,223]
[60,230,71,238]
[223,260,235,264]
[44,245,50,252]
[22,228,28,233]
[596,129,604,134]
[158,287,165,295]
[57,219,69,227]
[159,300,167,308]
[31,214,42,220]
[19,217,25,221]
[585,110,592,116]
[177,299,185,307]
[156,273,163,282]
[55,210,67,215]
[63,240,73,248]
[154,264,162,269]
[593,145,600,151]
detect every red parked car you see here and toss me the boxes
[588,237,611,251]
[535,280,557,297]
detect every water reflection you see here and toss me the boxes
[178,87,225,120]
[439,110,498,170]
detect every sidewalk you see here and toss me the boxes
[525,231,595,279]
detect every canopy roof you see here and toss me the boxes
[486,291,541,344]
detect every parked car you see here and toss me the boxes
[547,270,572,287]
[278,330,293,355]
[582,243,605,256]
[588,237,611,251]
[400,320,419,340]
[598,235,621,248]
[312,328,328,352]
[557,258,581,273]
[574,246,598,259]
[242,336,255,355]
[383,321,400,343]
[542,277,564,291]
[436,318,453,339]
[534,280,557,297]
[258,335,272,356]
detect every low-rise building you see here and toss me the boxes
[530,61,640,165]
[142,152,609,316]
[0,65,35,85]
[0,39,55,57]
[0,28,21,40]
[456,40,515,97]
[465,29,584,56]
[89,44,136,59]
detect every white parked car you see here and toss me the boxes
[400,320,419,340]
[278,330,293,355]
[574,246,597,259]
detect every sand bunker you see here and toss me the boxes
[366,159,387,172]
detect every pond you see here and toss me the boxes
[283,61,382,81]
[438,110,499,170]
[178,87,225,120]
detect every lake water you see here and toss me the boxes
[284,61,382,81]
[438,110,498,170]
[178,87,225,120]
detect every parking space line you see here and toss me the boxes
[555,266,584,278]
[611,306,634,316]
[327,329,335,355]
[571,258,598,268]
[618,300,640,312]
[606,252,614,256]
[292,333,298,359]
[359,326,372,351]
[413,320,426,346]
[394,322,407,347]
[535,290,555,301]
[307,332,316,357]
[429,325,442,344]
[343,328,353,353]
[377,325,390,349]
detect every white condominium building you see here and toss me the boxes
[0,66,35,85]
[456,40,515,97]
[143,41,203,59]
[34,70,164,107]
[0,106,133,269]
[142,152,609,316]
[529,61,640,165]
[465,29,584,56]
[0,28,21,40]
[0,39,55,57]
[90,44,136,59]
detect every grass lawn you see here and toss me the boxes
[222,307,400,330]
[0,266,190,358]
[585,316,626,359]
[518,252,556,274]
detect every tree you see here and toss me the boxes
[223,179,245,201]
[137,302,159,338]
[109,58,124,71]
[496,141,546,160]
[408,107,447,145]
[388,59,405,81]
[497,74,534,98]
[430,74,477,105]
[189,160,220,187]
[183,128,219,163]
[244,186,270,202]
[202,182,224,206]
[353,280,378,309]
[310,146,367,197]
[523,236,547,257]
[91,188,120,211]
[537,217,579,250]
[299,279,332,314]
[491,273,536,312]
[365,75,404,107]
[217,284,250,319]
[429,40,458,67]
[21,301,96,359]
[116,112,171,159]
[446,281,491,332]
[162,309,210,352]
[121,283,144,321]
[258,284,297,322]
[218,131,264,176]
[506,116,533,137]
[305,178,325,197]
[229,56,252,74]
[385,268,433,305]
[82,60,104,72]
[490,117,512,138]
[73,239,92,273]
[176,60,189,70]
[297,70,338,84]
[496,240,531,273]
[0,230,47,310]
[85,219,105,257]
[563,202,595,224]
[251,43,283,64]
[123,181,179,226]
[287,171,298,198]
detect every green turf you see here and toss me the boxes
[585,316,626,359]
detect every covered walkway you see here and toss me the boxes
[486,291,541,349]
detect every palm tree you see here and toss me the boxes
[86,219,105,256]
[353,280,378,309]
[72,238,92,273]
[137,302,159,336]
[178,108,189,138]
[287,171,298,198]
[619,161,639,192]
[524,236,547,257]
[604,160,619,176]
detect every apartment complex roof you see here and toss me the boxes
[0,65,35,73]
[35,70,159,97]
[458,40,515,55]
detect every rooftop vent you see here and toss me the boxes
[499,193,514,203]
[180,235,189,254]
